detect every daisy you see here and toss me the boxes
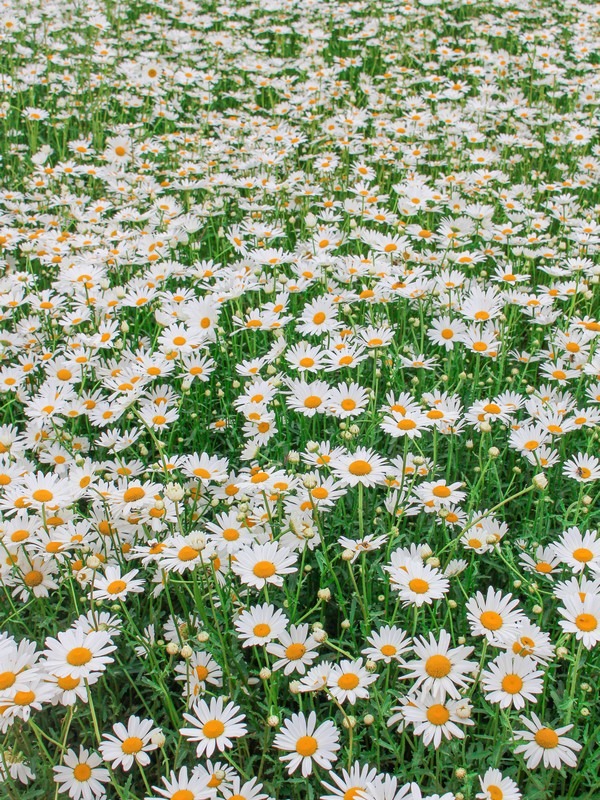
[175,651,224,703]
[320,762,379,800]
[273,711,340,777]
[498,622,555,665]
[204,511,254,554]
[285,379,331,417]
[92,566,144,602]
[234,603,289,647]
[327,658,378,705]
[43,628,116,680]
[99,715,159,771]
[387,559,450,607]
[266,623,320,675]
[480,653,544,709]
[53,747,110,800]
[232,541,298,590]
[476,769,521,800]
[330,448,389,487]
[400,630,475,700]
[19,471,78,511]
[465,587,524,644]
[148,766,215,800]
[327,382,370,419]
[181,453,229,485]
[519,546,561,579]
[558,594,600,649]
[362,625,412,664]
[179,697,247,758]
[221,777,269,800]
[412,480,466,511]
[563,454,600,482]
[402,691,474,749]
[514,714,581,769]
[551,527,600,573]
[158,536,207,574]
[337,534,389,562]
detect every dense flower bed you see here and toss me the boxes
[0,0,599,798]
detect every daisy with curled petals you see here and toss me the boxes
[92,566,144,602]
[387,559,450,607]
[232,541,297,590]
[362,625,412,664]
[326,658,378,705]
[175,650,223,704]
[53,746,109,800]
[401,691,474,749]
[330,447,389,487]
[320,761,379,800]
[337,533,389,563]
[480,653,544,709]
[43,628,116,680]
[234,603,289,647]
[99,715,159,771]
[476,768,521,800]
[558,594,600,649]
[180,696,247,758]
[551,527,600,573]
[148,766,215,800]
[400,630,475,700]
[514,714,581,769]
[273,710,340,777]
[465,587,524,644]
[497,621,555,665]
[267,623,320,675]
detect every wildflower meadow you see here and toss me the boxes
[1,0,600,798]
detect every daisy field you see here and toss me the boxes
[0,0,599,799]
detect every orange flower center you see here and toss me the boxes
[426,704,450,725]
[296,735,318,757]
[425,654,452,678]
[534,727,559,749]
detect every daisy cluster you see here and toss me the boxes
[0,0,599,798]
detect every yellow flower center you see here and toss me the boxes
[426,704,450,725]
[337,673,359,690]
[296,735,318,757]
[501,674,523,694]
[534,727,559,749]
[348,460,372,476]
[285,643,306,660]
[67,647,93,666]
[253,560,276,579]
[121,736,144,754]
[202,720,225,738]
[480,611,503,630]
[425,654,452,678]
[73,763,92,782]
